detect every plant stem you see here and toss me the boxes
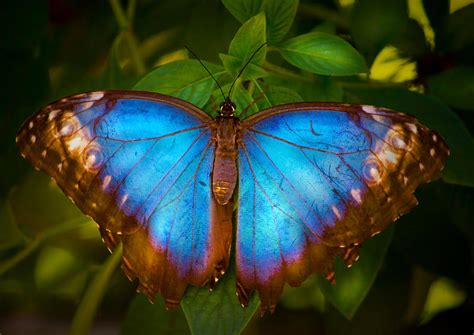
[0,217,86,276]
[263,61,313,82]
[298,3,349,29]
[69,243,123,335]
[109,0,146,75]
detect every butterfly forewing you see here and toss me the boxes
[236,103,449,313]
[16,90,233,307]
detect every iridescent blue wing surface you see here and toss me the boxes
[16,91,233,307]
[236,103,449,313]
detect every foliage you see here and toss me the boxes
[1,0,473,334]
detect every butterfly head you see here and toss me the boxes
[219,97,236,117]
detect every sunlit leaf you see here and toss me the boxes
[278,32,367,75]
[319,227,394,319]
[422,277,467,323]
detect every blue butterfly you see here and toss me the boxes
[16,88,449,313]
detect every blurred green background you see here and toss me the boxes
[1,0,473,334]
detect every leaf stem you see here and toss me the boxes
[109,0,145,75]
[69,243,123,335]
[0,217,87,276]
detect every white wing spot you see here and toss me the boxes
[351,188,362,204]
[29,121,34,129]
[120,194,128,207]
[432,134,438,142]
[370,167,380,180]
[362,105,377,114]
[381,149,399,164]
[392,136,406,150]
[430,148,436,157]
[57,163,63,172]
[89,92,104,100]
[371,231,381,237]
[403,176,409,185]
[76,101,94,112]
[41,150,47,158]
[419,163,425,171]
[30,135,36,143]
[406,123,418,134]
[372,115,385,123]
[102,175,112,190]
[15,136,19,143]
[332,205,342,220]
[49,109,60,120]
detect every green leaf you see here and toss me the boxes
[123,295,190,335]
[219,53,268,81]
[102,33,138,89]
[232,81,260,118]
[278,32,367,76]
[228,12,267,68]
[252,80,303,111]
[264,0,298,43]
[392,182,472,282]
[181,269,259,335]
[265,72,343,102]
[392,19,429,58]
[69,244,123,335]
[222,0,263,23]
[428,67,474,110]
[350,0,409,63]
[319,227,394,319]
[34,245,88,299]
[444,4,474,52]
[134,60,226,108]
[346,86,474,187]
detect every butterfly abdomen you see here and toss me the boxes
[212,117,239,205]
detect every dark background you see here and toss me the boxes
[0,0,473,334]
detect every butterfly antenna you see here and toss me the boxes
[185,46,226,101]
[227,42,268,99]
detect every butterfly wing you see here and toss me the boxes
[236,102,449,313]
[16,90,233,306]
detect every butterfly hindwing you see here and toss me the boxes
[16,90,233,306]
[236,103,449,312]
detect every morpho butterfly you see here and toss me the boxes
[16,47,449,314]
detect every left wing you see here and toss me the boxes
[236,102,449,313]
[16,91,233,307]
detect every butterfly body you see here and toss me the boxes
[212,115,240,205]
[16,90,449,314]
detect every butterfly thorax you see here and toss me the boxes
[212,115,240,205]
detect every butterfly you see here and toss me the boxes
[16,88,449,314]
